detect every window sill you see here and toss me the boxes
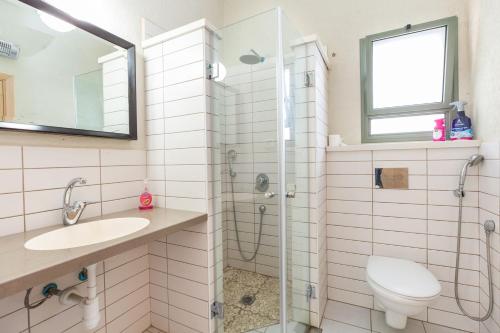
[326,140,481,152]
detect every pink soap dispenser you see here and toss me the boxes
[139,179,154,210]
[433,118,446,142]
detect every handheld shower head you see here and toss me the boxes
[227,149,237,177]
[456,154,483,197]
[467,154,484,167]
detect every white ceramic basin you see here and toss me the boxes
[25,218,150,250]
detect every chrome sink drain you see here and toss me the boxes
[240,295,255,306]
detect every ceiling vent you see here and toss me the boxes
[0,40,20,59]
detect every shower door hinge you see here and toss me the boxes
[306,284,316,301]
[304,71,315,87]
[207,63,220,80]
[211,301,224,319]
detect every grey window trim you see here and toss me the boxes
[361,16,459,143]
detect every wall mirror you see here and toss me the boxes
[0,0,137,139]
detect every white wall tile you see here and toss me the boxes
[24,185,100,214]
[23,147,99,168]
[23,167,100,191]
[101,149,146,166]
[0,193,23,219]
[164,61,204,86]
[0,216,24,237]
[0,170,22,194]
[164,78,204,102]
[101,166,147,183]
[163,30,203,55]
[373,149,426,161]
[164,44,204,70]
[0,146,22,169]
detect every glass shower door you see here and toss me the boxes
[278,8,312,332]
[211,9,284,333]
[211,8,311,333]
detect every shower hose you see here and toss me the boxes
[454,194,494,321]
[229,174,265,262]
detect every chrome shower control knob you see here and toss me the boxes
[264,192,275,198]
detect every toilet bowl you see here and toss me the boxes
[366,256,441,329]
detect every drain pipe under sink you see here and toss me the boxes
[59,264,100,329]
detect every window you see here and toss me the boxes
[361,17,458,142]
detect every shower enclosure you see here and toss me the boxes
[209,8,320,333]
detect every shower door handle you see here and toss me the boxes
[264,192,275,198]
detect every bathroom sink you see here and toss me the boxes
[24,218,150,251]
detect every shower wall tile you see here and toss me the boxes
[145,23,216,333]
[326,144,492,332]
[222,54,279,276]
[100,53,130,133]
[478,142,500,333]
[289,39,329,328]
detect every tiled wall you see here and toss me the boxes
[220,57,281,276]
[0,146,146,237]
[326,145,488,332]
[144,27,207,212]
[288,40,329,327]
[478,142,500,333]
[0,146,153,333]
[100,52,130,134]
[144,23,217,333]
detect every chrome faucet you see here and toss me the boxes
[62,178,92,226]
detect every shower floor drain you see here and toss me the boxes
[240,295,256,306]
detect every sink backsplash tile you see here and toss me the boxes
[0,146,146,237]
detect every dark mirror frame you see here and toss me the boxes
[1,0,137,140]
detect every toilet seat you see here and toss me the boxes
[367,274,437,303]
[366,256,441,299]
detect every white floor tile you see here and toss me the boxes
[324,301,371,329]
[321,301,472,333]
[423,322,470,333]
[322,319,371,333]
[371,310,425,333]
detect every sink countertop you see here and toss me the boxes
[0,208,207,299]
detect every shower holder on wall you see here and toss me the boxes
[304,71,315,87]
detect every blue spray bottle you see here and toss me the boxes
[450,101,473,140]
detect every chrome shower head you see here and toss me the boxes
[239,49,264,65]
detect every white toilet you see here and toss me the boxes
[366,256,441,329]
